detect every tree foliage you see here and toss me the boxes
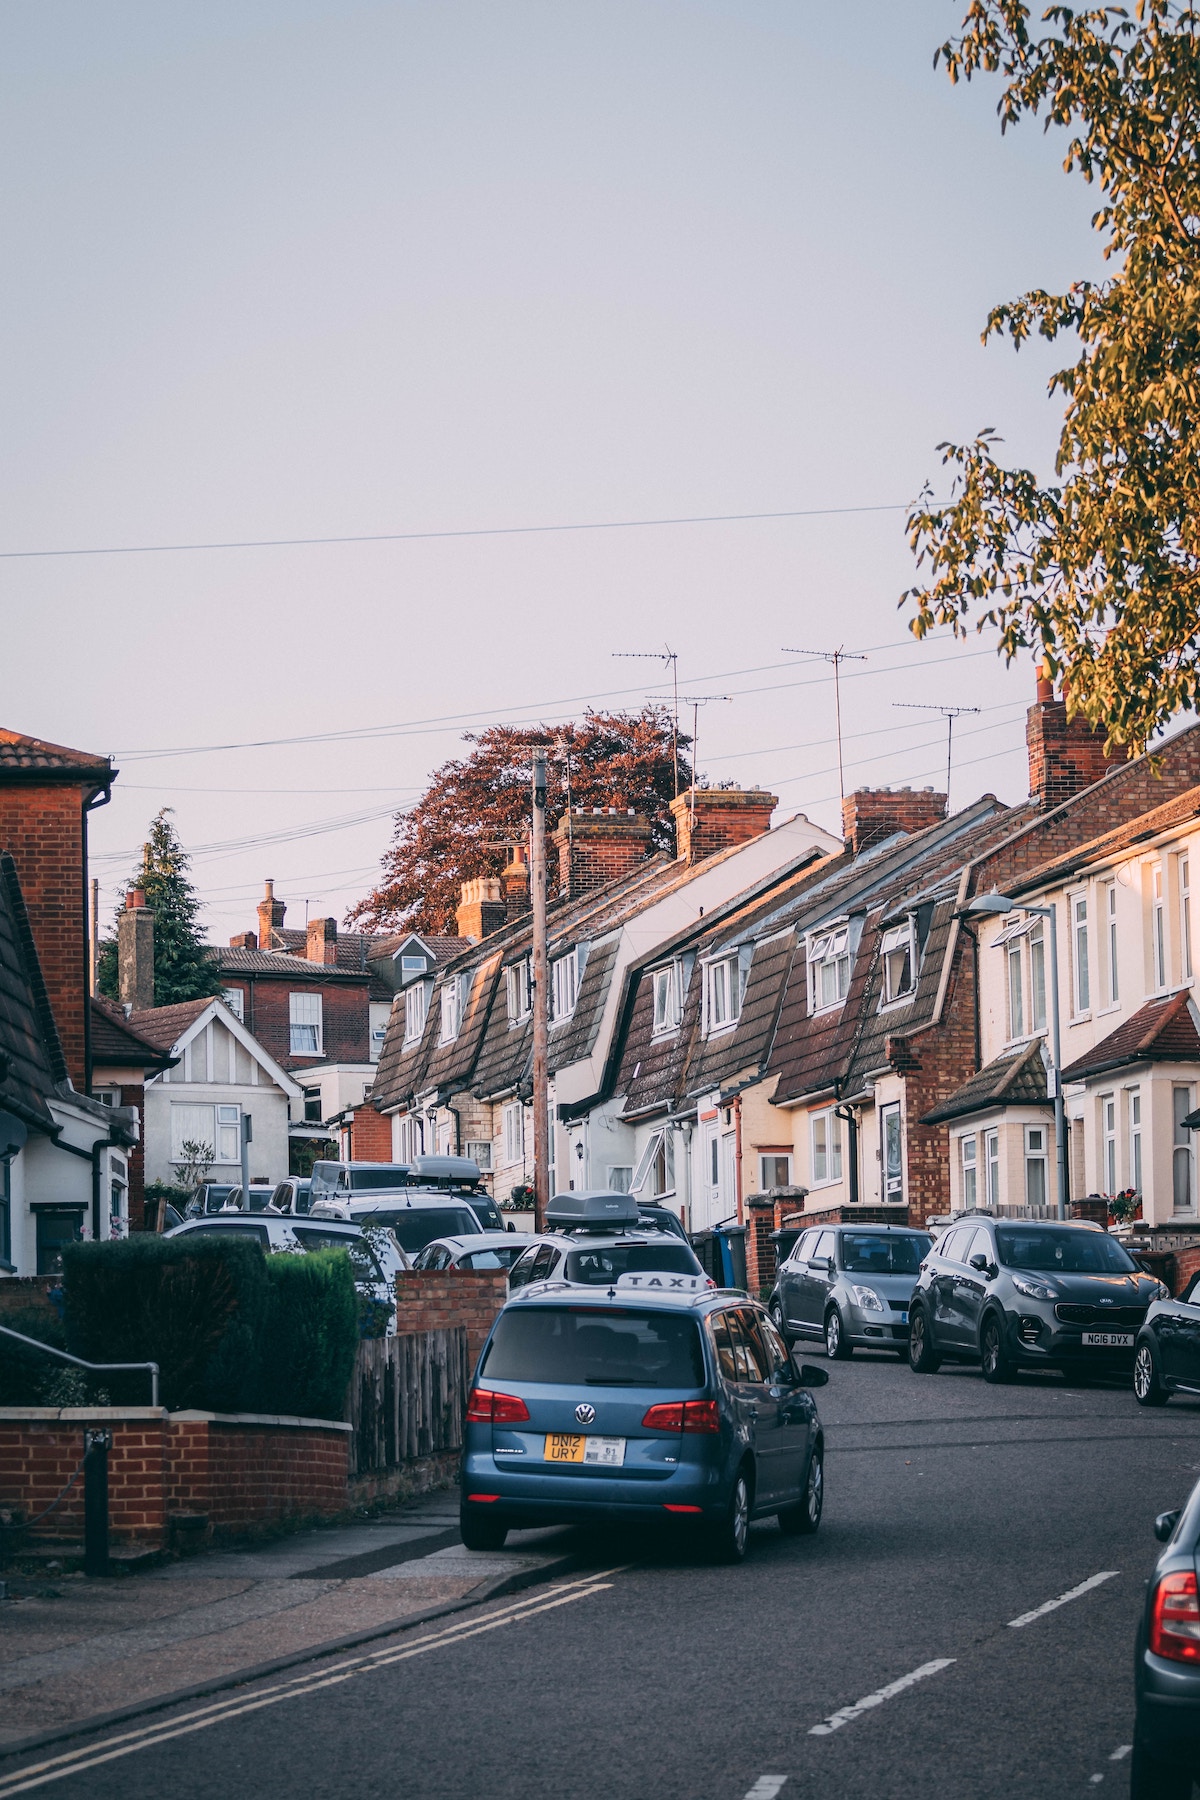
[904,1,1200,750]
[97,808,223,1007]
[348,707,692,934]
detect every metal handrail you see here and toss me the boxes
[0,1324,159,1408]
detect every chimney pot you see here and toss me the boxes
[552,809,654,896]
[842,787,947,855]
[456,877,506,940]
[669,788,777,864]
[257,878,286,947]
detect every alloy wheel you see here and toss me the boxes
[731,1475,749,1556]
[805,1450,823,1527]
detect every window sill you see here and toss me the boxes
[878,993,916,1015]
[808,1003,847,1020]
[650,1025,681,1041]
[704,1021,739,1040]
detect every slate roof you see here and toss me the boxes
[272,928,382,970]
[922,1040,1051,1125]
[90,997,179,1071]
[0,729,113,786]
[0,853,64,1130]
[1059,991,1200,1084]
[125,998,215,1053]
[212,944,370,983]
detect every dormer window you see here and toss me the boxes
[653,964,680,1035]
[439,977,462,1045]
[807,926,851,1014]
[404,982,428,1044]
[703,947,750,1037]
[881,920,916,1006]
[400,954,427,984]
[551,945,587,1023]
[506,958,532,1025]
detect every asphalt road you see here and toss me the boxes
[4,1352,1199,1800]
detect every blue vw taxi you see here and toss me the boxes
[460,1273,827,1562]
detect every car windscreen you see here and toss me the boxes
[482,1306,706,1388]
[458,1245,523,1270]
[350,1169,411,1191]
[291,1227,383,1281]
[203,1187,235,1214]
[840,1232,931,1275]
[470,1199,504,1230]
[365,1207,482,1251]
[995,1226,1138,1274]
[563,1244,701,1287]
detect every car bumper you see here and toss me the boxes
[845,1304,909,1347]
[462,1450,730,1526]
[1001,1309,1143,1367]
[1137,1655,1200,1767]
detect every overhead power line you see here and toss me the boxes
[0,500,917,561]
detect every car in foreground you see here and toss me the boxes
[165,1213,408,1327]
[769,1223,931,1358]
[1132,1476,1200,1796]
[460,1278,827,1561]
[412,1233,527,1273]
[907,1214,1166,1382]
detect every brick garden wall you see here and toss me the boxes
[393,1271,508,1370]
[0,1408,350,1547]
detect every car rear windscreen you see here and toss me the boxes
[350,1169,412,1191]
[996,1226,1138,1274]
[366,1207,482,1251]
[482,1306,705,1388]
[291,1227,383,1281]
[563,1244,701,1286]
[840,1233,930,1275]
[458,1245,523,1270]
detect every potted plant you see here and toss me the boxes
[1107,1189,1142,1226]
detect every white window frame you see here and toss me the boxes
[1025,1123,1048,1209]
[807,925,851,1015]
[1174,1085,1195,1214]
[1128,1086,1142,1196]
[439,976,462,1045]
[1071,893,1090,1015]
[223,987,245,1022]
[704,957,739,1036]
[171,1103,215,1165]
[289,991,323,1056]
[1104,881,1119,1007]
[1153,864,1167,992]
[551,950,579,1023]
[1029,923,1047,1031]
[810,1108,843,1187]
[652,964,681,1036]
[606,1165,633,1193]
[758,1152,793,1191]
[506,959,531,1025]
[465,1138,492,1171]
[404,981,428,1045]
[1182,854,1193,981]
[395,1113,422,1164]
[880,1102,903,1203]
[880,921,916,1007]
[502,1101,525,1168]
[961,1135,977,1210]
[983,1127,1000,1209]
[1006,930,1025,1041]
[1101,1093,1117,1194]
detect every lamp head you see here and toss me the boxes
[963,893,1017,918]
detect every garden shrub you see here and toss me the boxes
[0,1302,68,1405]
[257,1250,359,1421]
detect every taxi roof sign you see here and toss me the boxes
[615,1272,707,1293]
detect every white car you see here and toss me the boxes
[165,1213,409,1330]
[411,1232,526,1273]
[309,1194,490,1259]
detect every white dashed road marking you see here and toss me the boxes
[1109,1745,1132,1762]
[743,1780,787,1799]
[808,1659,956,1736]
[1007,1571,1119,1630]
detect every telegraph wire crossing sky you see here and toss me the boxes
[1,0,1107,934]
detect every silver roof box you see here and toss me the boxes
[545,1189,641,1229]
[408,1155,482,1186]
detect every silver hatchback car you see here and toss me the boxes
[769,1223,932,1359]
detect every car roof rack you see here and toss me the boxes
[408,1155,482,1187]
[545,1189,642,1230]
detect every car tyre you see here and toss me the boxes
[709,1468,752,1564]
[1129,1742,1193,1800]
[824,1308,852,1360]
[778,1444,823,1537]
[769,1298,794,1343]
[907,1305,941,1373]
[1133,1339,1170,1407]
[980,1313,1016,1384]
[459,1507,508,1552]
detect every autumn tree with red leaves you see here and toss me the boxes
[347,707,692,935]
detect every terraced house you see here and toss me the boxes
[368,791,841,1202]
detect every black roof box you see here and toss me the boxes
[545,1189,641,1229]
[408,1155,482,1186]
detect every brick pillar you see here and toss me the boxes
[669,788,777,863]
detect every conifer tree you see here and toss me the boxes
[97,809,222,1007]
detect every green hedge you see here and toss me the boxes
[0,1303,69,1405]
[60,1236,360,1417]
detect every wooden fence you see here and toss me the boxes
[348,1327,472,1478]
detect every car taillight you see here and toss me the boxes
[466,1388,530,1424]
[1149,1571,1200,1662]
[640,1399,720,1433]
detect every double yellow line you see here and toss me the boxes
[0,1570,624,1797]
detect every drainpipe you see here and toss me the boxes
[734,1094,744,1226]
[444,1100,462,1155]
[834,1104,860,1206]
[56,1124,132,1243]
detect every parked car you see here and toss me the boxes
[769,1223,932,1358]
[635,1203,690,1242]
[907,1214,1167,1383]
[412,1233,527,1272]
[165,1213,408,1327]
[506,1190,709,1295]
[268,1177,312,1216]
[309,1156,505,1232]
[460,1278,828,1560]
[1132,1269,1200,1406]
[184,1183,238,1218]
[1131,1475,1200,1796]
[310,1192,487,1258]
[220,1184,280,1214]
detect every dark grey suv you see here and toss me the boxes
[907,1214,1165,1383]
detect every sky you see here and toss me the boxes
[0,1,1110,942]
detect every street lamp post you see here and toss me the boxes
[964,894,1067,1221]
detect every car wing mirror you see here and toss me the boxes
[969,1253,995,1275]
[1155,1509,1182,1543]
[826,1257,836,1276]
[792,1354,829,1387]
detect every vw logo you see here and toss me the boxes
[1099,1298,1113,1306]
[574,1402,596,1426]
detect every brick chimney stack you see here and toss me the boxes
[229,930,257,950]
[552,808,654,897]
[669,787,777,864]
[842,787,948,856]
[456,877,506,941]
[257,879,285,947]
[306,916,338,964]
[1026,665,1123,811]
[118,888,155,1011]
[502,847,530,921]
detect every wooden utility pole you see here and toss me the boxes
[530,748,550,1231]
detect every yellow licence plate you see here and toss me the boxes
[545,1433,587,1463]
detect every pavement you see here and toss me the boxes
[2,1353,1198,1798]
